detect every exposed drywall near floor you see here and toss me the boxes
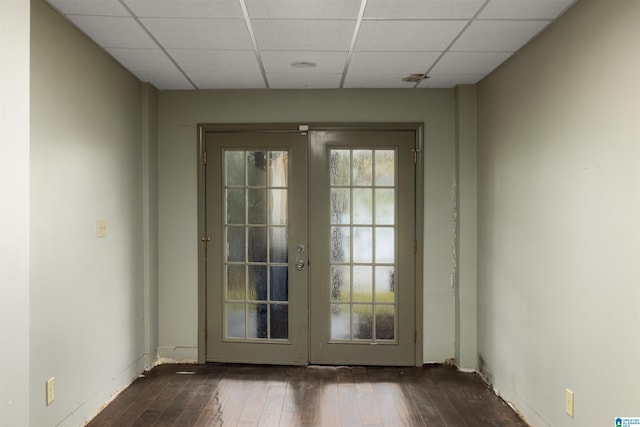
[0,1,31,425]
[157,89,458,364]
[477,0,640,425]
[30,1,146,425]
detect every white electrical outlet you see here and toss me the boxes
[565,388,574,418]
[96,219,107,238]
[46,377,55,406]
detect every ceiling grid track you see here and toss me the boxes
[119,0,198,90]
[239,0,270,89]
[414,0,491,88]
[47,0,578,90]
[339,0,368,89]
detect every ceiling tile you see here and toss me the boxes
[364,0,484,19]
[245,0,361,19]
[107,47,174,71]
[124,0,243,19]
[252,20,355,51]
[187,71,266,89]
[430,52,511,74]
[478,0,576,20]
[46,0,130,16]
[141,18,253,50]
[106,48,195,89]
[418,73,485,88]
[261,51,347,74]
[451,20,550,52]
[169,50,261,74]
[343,73,417,88]
[267,73,342,89]
[134,68,195,90]
[356,20,467,51]
[349,52,440,75]
[67,15,157,48]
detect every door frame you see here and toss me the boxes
[197,123,424,366]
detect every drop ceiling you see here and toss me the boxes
[44,0,576,90]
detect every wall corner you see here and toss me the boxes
[141,82,160,369]
[1,1,31,425]
[454,84,478,370]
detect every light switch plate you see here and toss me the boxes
[96,219,107,238]
[46,377,55,406]
[565,388,574,418]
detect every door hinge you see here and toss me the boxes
[414,329,417,343]
[413,240,417,254]
[203,151,207,165]
[201,236,211,252]
[412,148,420,164]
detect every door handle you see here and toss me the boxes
[296,260,306,271]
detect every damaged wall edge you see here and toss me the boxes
[156,346,199,364]
[59,356,146,427]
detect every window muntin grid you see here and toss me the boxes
[329,149,397,342]
[224,150,290,341]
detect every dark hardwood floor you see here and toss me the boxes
[86,363,528,426]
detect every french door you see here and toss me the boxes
[201,125,418,366]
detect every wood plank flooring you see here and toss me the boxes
[86,363,528,427]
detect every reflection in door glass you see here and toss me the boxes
[353,266,373,302]
[226,265,245,299]
[330,265,350,302]
[352,189,372,224]
[247,189,266,224]
[269,228,288,263]
[352,227,373,263]
[223,150,290,341]
[352,150,373,186]
[225,151,245,186]
[247,151,267,186]
[330,150,350,186]
[270,266,288,301]
[329,149,397,342]
[330,188,350,224]
[330,227,350,263]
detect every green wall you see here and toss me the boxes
[157,89,463,364]
[477,0,640,424]
[30,1,151,425]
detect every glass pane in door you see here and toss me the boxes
[224,150,290,341]
[328,149,397,342]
